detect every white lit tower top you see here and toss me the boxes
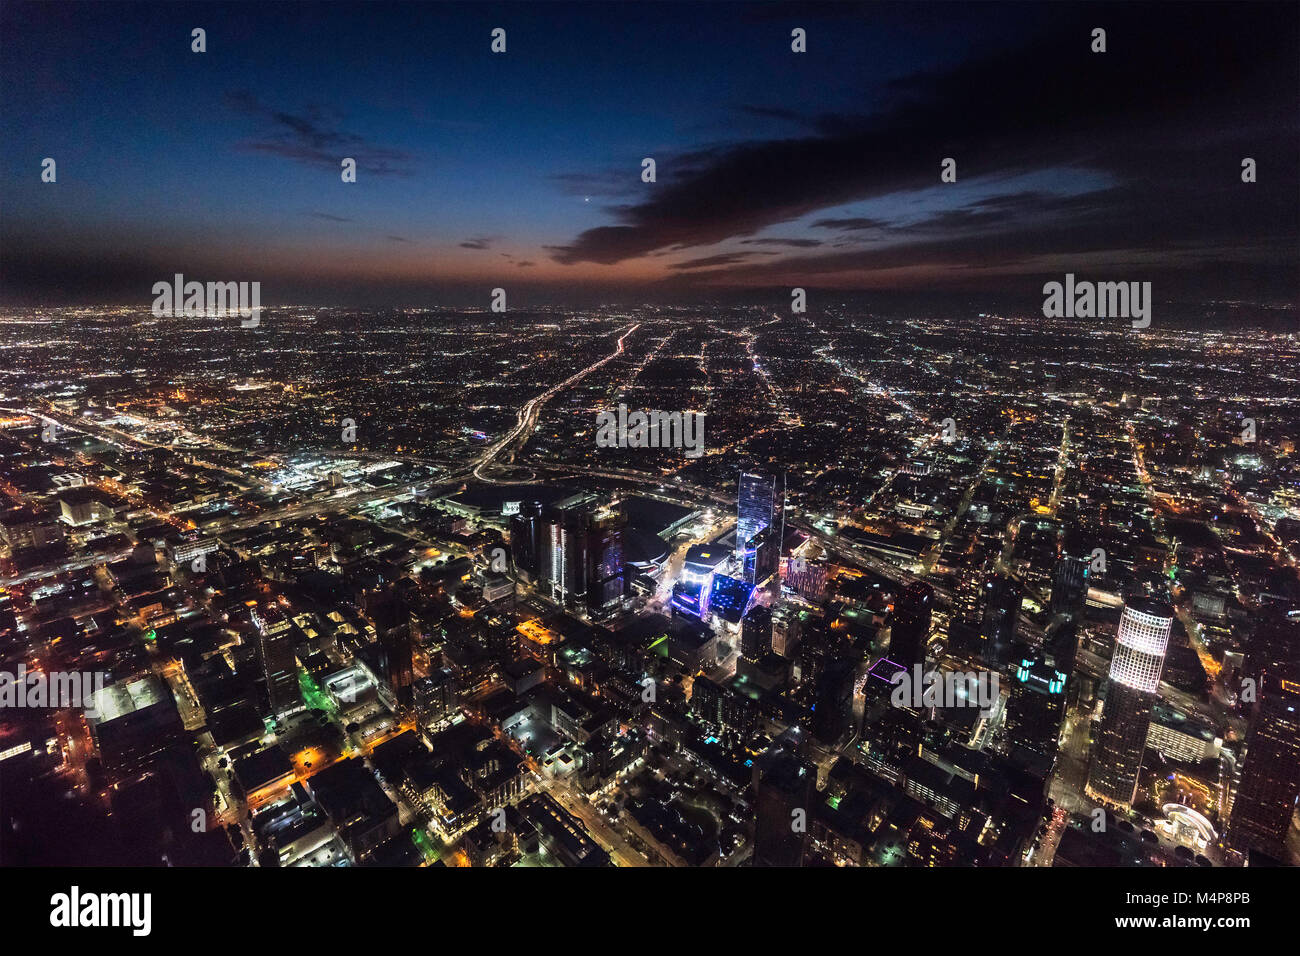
[1109,598,1174,694]
[1085,597,1176,807]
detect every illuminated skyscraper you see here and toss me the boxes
[737,472,782,558]
[1085,599,1174,807]
[1228,666,1300,858]
[508,500,545,582]
[742,525,780,585]
[545,495,625,617]
[251,605,300,716]
[586,508,626,617]
[1006,652,1068,758]
[771,604,801,658]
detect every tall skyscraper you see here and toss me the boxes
[365,587,415,708]
[586,508,626,617]
[811,654,856,745]
[976,574,1023,668]
[890,581,933,671]
[1043,619,1080,682]
[1085,599,1174,807]
[1049,550,1089,621]
[742,525,780,585]
[1228,666,1300,858]
[1006,650,1068,758]
[947,558,988,654]
[508,500,545,582]
[954,559,988,628]
[1243,614,1300,691]
[548,500,588,606]
[752,731,813,866]
[741,604,772,663]
[545,494,625,617]
[737,471,782,558]
[771,604,801,658]
[251,605,300,715]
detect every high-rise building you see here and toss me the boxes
[85,675,185,777]
[0,587,17,643]
[742,525,780,585]
[781,556,828,602]
[544,495,625,617]
[954,559,988,627]
[1006,651,1068,758]
[1228,666,1300,857]
[771,604,801,658]
[890,582,933,671]
[1050,550,1089,621]
[413,667,458,725]
[976,574,1023,667]
[691,675,761,739]
[1244,614,1300,689]
[752,731,813,866]
[586,509,626,617]
[365,587,415,708]
[1085,599,1174,807]
[251,605,301,716]
[741,604,772,663]
[548,501,588,606]
[1043,619,1080,681]
[811,654,856,745]
[737,472,782,559]
[508,500,545,582]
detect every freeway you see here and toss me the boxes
[1,547,136,587]
[472,323,640,481]
[4,404,278,492]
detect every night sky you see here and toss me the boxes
[1,1,1296,307]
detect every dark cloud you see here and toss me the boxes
[670,253,765,270]
[306,211,354,223]
[227,91,414,176]
[740,237,824,248]
[551,3,1298,295]
[811,217,889,232]
[700,184,1292,287]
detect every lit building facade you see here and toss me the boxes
[737,472,781,558]
[1085,599,1173,807]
